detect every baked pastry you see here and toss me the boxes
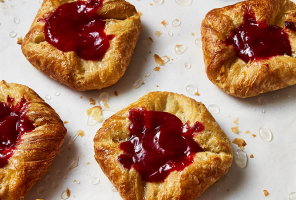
[201,0,296,98]
[0,80,66,199]
[94,91,233,200]
[21,0,141,91]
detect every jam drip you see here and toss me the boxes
[225,12,292,63]
[0,97,35,168]
[118,109,205,182]
[43,0,114,61]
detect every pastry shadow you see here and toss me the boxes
[225,84,296,108]
[106,22,154,95]
[23,133,80,200]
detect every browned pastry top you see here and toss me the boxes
[0,80,66,200]
[94,91,233,200]
[21,0,141,91]
[201,0,296,98]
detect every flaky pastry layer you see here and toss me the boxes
[201,0,296,98]
[21,0,141,91]
[0,80,66,200]
[94,91,233,200]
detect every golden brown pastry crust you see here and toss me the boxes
[94,91,233,200]
[21,0,141,91]
[0,80,66,200]
[201,0,296,98]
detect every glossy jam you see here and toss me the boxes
[43,0,114,61]
[285,21,296,31]
[0,97,35,168]
[226,12,291,63]
[118,109,205,182]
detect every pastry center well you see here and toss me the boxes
[0,97,34,168]
[118,108,205,182]
[43,0,114,61]
[225,11,292,63]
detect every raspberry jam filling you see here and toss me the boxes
[43,0,114,61]
[0,97,35,168]
[225,12,292,63]
[118,109,205,182]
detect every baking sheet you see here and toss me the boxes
[1,0,296,199]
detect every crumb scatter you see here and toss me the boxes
[86,106,103,122]
[263,190,269,197]
[89,98,96,105]
[232,138,247,150]
[154,54,164,65]
[155,31,162,37]
[233,118,239,125]
[161,20,167,27]
[231,126,239,134]
[250,154,254,158]
[154,66,160,71]
[77,130,85,137]
[17,37,23,45]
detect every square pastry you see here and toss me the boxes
[22,0,141,91]
[94,92,233,200]
[0,80,66,200]
[201,0,296,98]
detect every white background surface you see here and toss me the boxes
[1,0,296,199]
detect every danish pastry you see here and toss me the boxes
[94,91,233,200]
[0,80,66,200]
[201,0,296,98]
[21,0,141,91]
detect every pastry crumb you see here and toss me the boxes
[233,117,239,125]
[252,134,257,138]
[245,130,251,134]
[102,99,110,108]
[77,130,85,137]
[86,106,103,122]
[63,121,69,124]
[150,3,153,5]
[73,179,77,182]
[161,20,167,27]
[80,96,83,99]
[65,188,71,198]
[154,54,164,65]
[194,92,200,96]
[232,138,247,150]
[250,154,254,158]
[156,85,159,87]
[89,98,96,105]
[17,37,23,45]
[154,66,160,71]
[231,126,239,134]
[263,190,269,197]
[155,31,162,37]
[114,91,118,96]
[191,32,194,36]
[0,0,4,3]
[138,11,142,16]
[86,162,90,165]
